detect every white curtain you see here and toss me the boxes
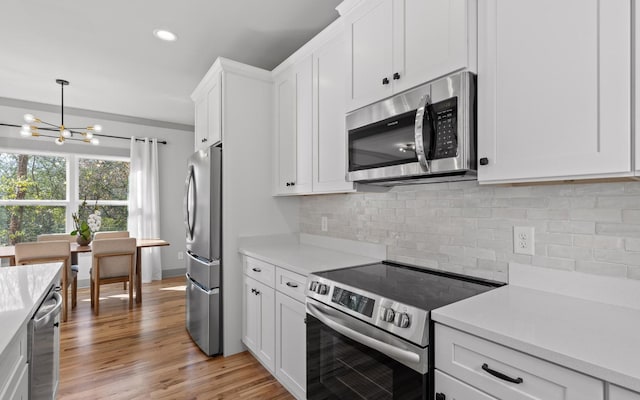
[128,137,162,282]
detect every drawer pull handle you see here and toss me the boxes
[252,267,261,273]
[286,282,298,288]
[481,363,523,384]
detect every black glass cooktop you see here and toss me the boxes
[314,261,504,311]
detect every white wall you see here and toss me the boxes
[0,103,194,277]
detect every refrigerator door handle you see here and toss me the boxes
[184,165,196,240]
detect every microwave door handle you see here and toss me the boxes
[414,94,431,172]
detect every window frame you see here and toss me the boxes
[0,147,130,235]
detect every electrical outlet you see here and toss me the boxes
[177,251,184,260]
[513,226,535,255]
[321,216,328,232]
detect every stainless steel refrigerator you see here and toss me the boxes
[184,145,221,356]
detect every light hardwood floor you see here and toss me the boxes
[59,277,294,400]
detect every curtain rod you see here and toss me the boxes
[0,123,168,144]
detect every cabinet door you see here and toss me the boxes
[206,74,222,146]
[275,292,306,400]
[256,280,275,372]
[294,56,313,194]
[7,364,28,400]
[243,277,259,352]
[274,70,298,194]
[194,94,208,151]
[393,0,471,94]
[243,276,275,372]
[478,0,631,183]
[609,385,640,400]
[313,31,355,193]
[346,0,394,111]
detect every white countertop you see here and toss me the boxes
[432,269,640,392]
[0,263,62,353]
[238,234,384,276]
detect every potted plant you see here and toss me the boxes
[71,200,102,246]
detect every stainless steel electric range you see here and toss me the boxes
[306,261,504,400]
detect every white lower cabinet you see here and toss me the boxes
[7,364,28,400]
[243,276,275,372]
[242,256,307,399]
[610,385,640,400]
[275,291,306,400]
[435,323,603,400]
[0,325,28,400]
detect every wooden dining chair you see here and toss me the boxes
[37,233,79,308]
[94,231,131,290]
[14,240,75,322]
[90,237,136,315]
[94,231,130,240]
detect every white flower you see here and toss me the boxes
[95,211,101,216]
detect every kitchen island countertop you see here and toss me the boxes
[0,263,62,354]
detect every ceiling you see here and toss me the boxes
[0,0,342,127]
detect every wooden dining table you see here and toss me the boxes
[0,238,170,304]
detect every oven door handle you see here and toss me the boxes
[307,302,421,365]
[34,290,62,329]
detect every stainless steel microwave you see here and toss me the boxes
[346,71,476,186]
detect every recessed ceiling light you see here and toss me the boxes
[153,29,177,42]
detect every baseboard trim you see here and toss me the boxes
[162,268,186,279]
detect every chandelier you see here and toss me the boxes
[20,79,100,146]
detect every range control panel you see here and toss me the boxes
[306,276,430,346]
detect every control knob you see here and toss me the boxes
[317,284,329,295]
[379,307,395,322]
[309,281,319,292]
[394,312,411,328]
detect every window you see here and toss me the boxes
[0,150,129,245]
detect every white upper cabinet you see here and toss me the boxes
[478,0,631,184]
[609,385,640,400]
[347,0,394,111]
[192,73,222,151]
[313,30,355,193]
[273,20,355,196]
[346,0,474,112]
[392,0,473,94]
[273,58,313,195]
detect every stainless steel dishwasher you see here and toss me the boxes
[29,286,62,400]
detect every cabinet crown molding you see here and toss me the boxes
[271,18,344,77]
[336,0,366,16]
[191,57,272,101]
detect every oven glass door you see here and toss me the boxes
[307,313,427,400]
[348,110,418,172]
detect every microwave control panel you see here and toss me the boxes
[431,97,458,160]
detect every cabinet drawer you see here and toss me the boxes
[435,370,497,400]
[245,257,275,287]
[0,325,27,397]
[275,267,307,303]
[435,324,603,400]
